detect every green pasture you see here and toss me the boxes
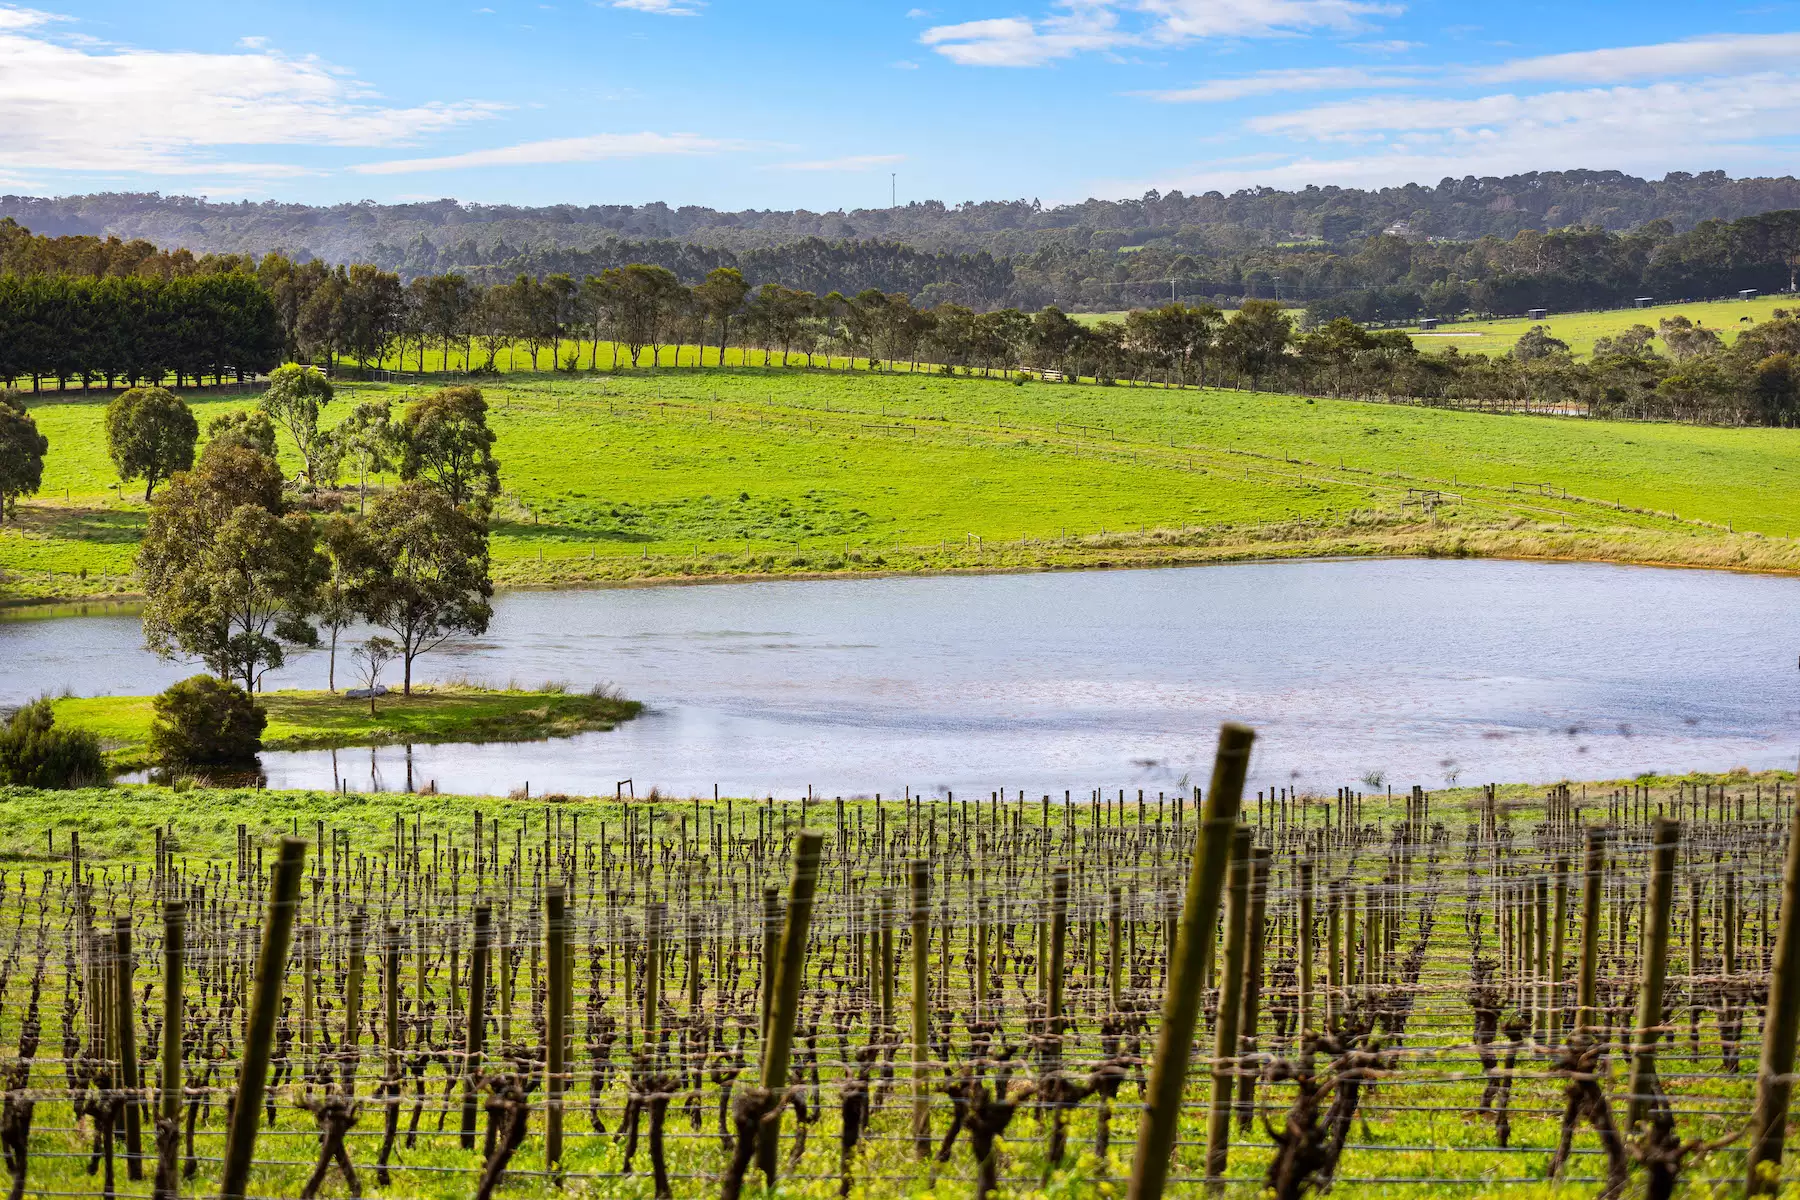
[1408,293,1797,357]
[53,684,642,770]
[6,365,1800,600]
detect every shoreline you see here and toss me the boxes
[7,521,1800,612]
[52,686,644,772]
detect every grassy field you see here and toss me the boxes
[1407,293,1796,357]
[6,365,1800,602]
[51,684,642,770]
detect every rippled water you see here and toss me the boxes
[4,559,1797,797]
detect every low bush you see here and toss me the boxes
[148,676,268,767]
[0,699,106,788]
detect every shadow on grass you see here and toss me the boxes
[24,507,147,545]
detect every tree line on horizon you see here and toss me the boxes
[7,186,1800,316]
[3,218,1799,426]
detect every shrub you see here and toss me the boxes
[148,676,268,767]
[0,699,106,788]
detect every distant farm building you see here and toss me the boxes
[1635,297,1654,308]
[1527,308,1548,320]
[1418,318,1439,330]
[1740,289,1759,301]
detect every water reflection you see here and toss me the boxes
[10,558,1799,797]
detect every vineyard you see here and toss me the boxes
[2,730,1800,1199]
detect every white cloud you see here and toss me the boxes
[920,8,1121,67]
[891,58,920,69]
[1136,0,1396,41]
[1246,75,1800,143]
[355,130,735,173]
[611,0,702,13]
[0,9,502,175]
[1478,33,1800,84]
[0,5,56,30]
[1141,66,1416,102]
[773,153,905,171]
[235,34,269,49]
[922,0,1397,66]
[1114,73,1800,197]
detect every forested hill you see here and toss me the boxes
[6,170,1800,273]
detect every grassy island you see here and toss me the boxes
[52,684,642,770]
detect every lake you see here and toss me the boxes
[2,559,1796,798]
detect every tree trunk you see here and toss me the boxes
[328,629,338,693]
[403,653,413,697]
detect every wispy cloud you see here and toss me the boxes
[1140,66,1418,102]
[772,153,905,171]
[1477,32,1800,83]
[0,4,501,176]
[610,0,703,13]
[922,0,1399,67]
[356,130,736,173]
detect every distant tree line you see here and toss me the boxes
[7,186,1800,315]
[4,217,1800,424]
[9,170,1800,266]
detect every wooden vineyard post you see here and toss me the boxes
[1325,881,1342,1031]
[760,885,780,1042]
[910,859,931,1158]
[461,903,490,1149]
[158,901,184,1198]
[1128,722,1252,1200]
[1628,817,1680,1128]
[1551,857,1568,1040]
[1235,847,1270,1130]
[1107,885,1123,1016]
[219,835,307,1200]
[379,922,401,1186]
[1748,791,1800,1193]
[1576,828,1605,1035]
[754,830,825,1186]
[545,884,567,1177]
[115,916,143,1181]
[1206,827,1253,1185]
[1297,861,1314,1037]
[342,910,365,1093]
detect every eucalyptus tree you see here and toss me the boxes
[104,386,197,500]
[693,266,750,367]
[0,393,46,525]
[259,364,337,484]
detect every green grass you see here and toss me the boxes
[1408,294,1796,358]
[0,768,1777,1199]
[53,685,642,770]
[7,364,1800,602]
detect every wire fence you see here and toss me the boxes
[0,771,1795,1197]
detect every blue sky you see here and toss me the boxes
[3,0,1799,208]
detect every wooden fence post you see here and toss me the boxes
[1576,828,1605,1036]
[1207,827,1254,1186]
[156,901,184,1200]
[546,885,567,1177]
[115,916,143,1181]
[1127,723,1253,1200]
[218,835,307,1200]
[910,859,932,1158]
[753,830,825,1186]
[1748,792,1800,1192]
[461,903,489,1149]
[1297,862,1314,1037]
[1628,817,1680,1128]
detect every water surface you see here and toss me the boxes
[3,559,1795,797]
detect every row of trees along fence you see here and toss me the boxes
[0,274,281,391]
[6,738,1800,1196]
